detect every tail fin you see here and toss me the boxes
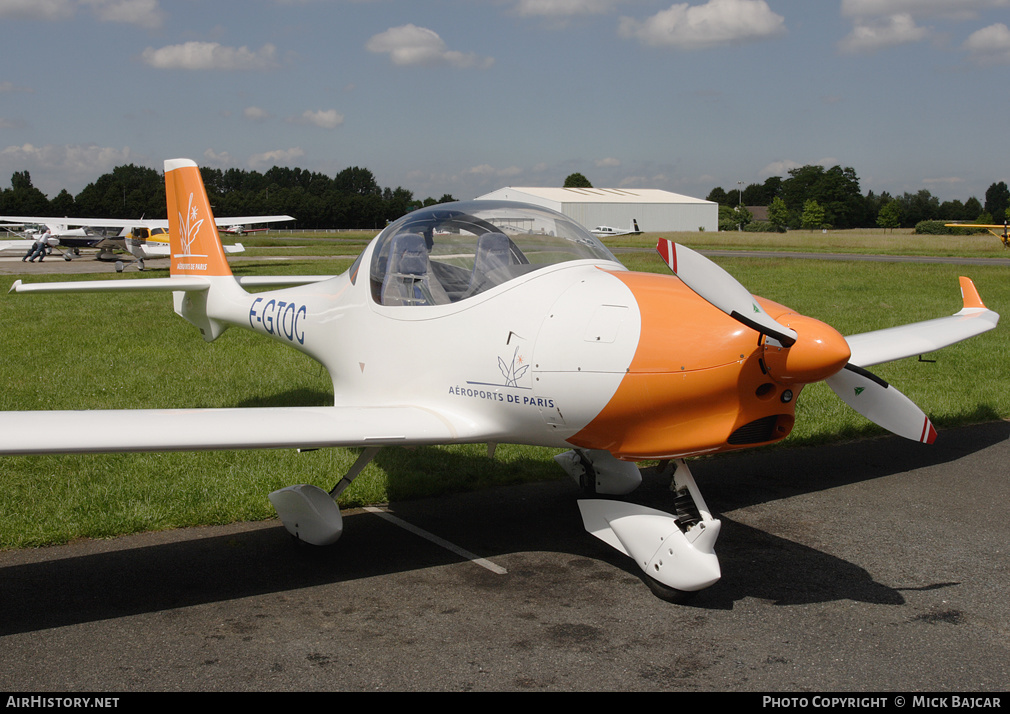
[164,158,232,278]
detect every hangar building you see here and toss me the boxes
[476,186,718,233]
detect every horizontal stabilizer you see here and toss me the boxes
[8,275,335,295]
[9,277,210,294]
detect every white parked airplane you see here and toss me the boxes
[591,219,641,237]
[0,159,999,598]
[0,213,292,269]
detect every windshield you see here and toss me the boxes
[370,200,620,306]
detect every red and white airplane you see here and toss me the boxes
[0,159,999,598]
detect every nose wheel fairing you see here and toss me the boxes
[578,459,721,594]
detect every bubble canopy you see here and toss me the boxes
[369,200,622,306]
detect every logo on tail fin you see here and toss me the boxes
[178,192,205,258]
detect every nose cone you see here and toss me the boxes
[762,313,850,384]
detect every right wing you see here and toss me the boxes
[845,276,999,367]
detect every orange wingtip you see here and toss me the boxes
[958,276,986,310]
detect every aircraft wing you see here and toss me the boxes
[214,215,293,226]
[0,215,145,229]
[0,405,487,456]
[0,239,33,250]
[944,223,1007,229]
[845,276,999,367]
[0,215,292,230]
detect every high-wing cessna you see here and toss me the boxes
[0,159,999,598]
[0,213,293,269]
[945,221,1009,248]
[591,218,641,237]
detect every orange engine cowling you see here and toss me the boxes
[570,272,803,460]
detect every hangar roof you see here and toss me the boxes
[478,187,714,205]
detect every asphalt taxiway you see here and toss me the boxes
[0,422,1007,691]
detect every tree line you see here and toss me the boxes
[3,161,1006,232]
[0,164,457,230]
[707,165,1010,232]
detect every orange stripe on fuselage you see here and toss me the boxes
[164,160,232,278]
[569,271,796,460]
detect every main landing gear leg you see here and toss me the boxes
[268,447,380,545]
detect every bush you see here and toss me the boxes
[915,220,988,235]
[743,221,781,233]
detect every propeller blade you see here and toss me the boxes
[656,240,797,347]
[825,364,937,444]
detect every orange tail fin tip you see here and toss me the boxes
[164,158,232,278]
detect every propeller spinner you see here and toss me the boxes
[656,240,936,444]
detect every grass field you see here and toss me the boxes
[2,230,1008,549]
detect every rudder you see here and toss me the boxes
[164,158,232,278]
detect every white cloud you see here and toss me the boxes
[839,0,1010,55]
[141,42,279,71]
[0,0,74,21]
[838,13,929,53]
[761,158,838,178]
[289,109,344,129]
[0,143,136,193]
[618,0,786,50]
[243,106,271,122]
[514,0,626,17]
[0,81,33,93]
[248,147,305,168]
[963,22,1010,64]
[203,148,233,165]
[923,176,966,187]
[80,0,164,28]
[466,164,522,178]
[841,0,1010,21]
[0,0,164,27]
[366,25,494,68]
[595,157,621,168]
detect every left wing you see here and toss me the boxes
[845,276,999,367]
[0,405,488,456]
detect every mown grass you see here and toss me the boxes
[1,233,1008,548]
[612,228,1010,258]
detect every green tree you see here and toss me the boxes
[876,200,901,232]
[563,172,592,188]
[984,181,1009,222]
[0,170,50,214]
[767,196,789,232]
[334,166,381,196]
[732,205,752,230]
[895,189,940,228]
[780,164,866,228]
[801,199,826,230]
[706,186,729,205]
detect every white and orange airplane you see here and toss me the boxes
[0,159,1000,598]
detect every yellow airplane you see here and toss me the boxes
[945,221,1009,247]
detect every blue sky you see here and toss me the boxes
[2,0,1008,207]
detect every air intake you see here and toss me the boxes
[728,415,783,445]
